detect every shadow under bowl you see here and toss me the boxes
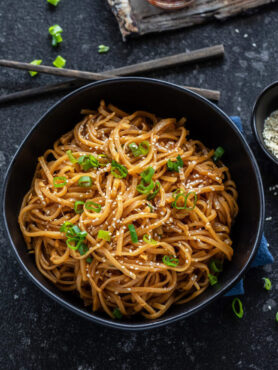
[3,77,264,331]
[252,81,278,166]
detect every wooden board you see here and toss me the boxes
[107,0,277,40]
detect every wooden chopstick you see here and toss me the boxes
[0,79,220,103]
[0,44,224,80]
[0,44,223,103]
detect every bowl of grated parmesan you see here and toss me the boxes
[252,81,278,165]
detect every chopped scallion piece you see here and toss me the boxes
[162,255,179,267]
[85,201,102,213]
[47,0,61,6]
[49,24,63,47]
[78,242,89,256]
[140,167,155,184]
[113,307,122,319]
[111,160,128,179]
[209,259,223,273]
[78,155,99,171]
[208,273,218,286]
[129,141,150,157]
[143,234,157,245]
[97,230,111,241]
[60,221,73,233]
[232,298,244,319]
[128,224,138,243]
[74,201,84,214]
[213,146,225,162]
[29,59,42,77]
[66,150,77,163]
[53,55,66,68]
[172,191,197,210]
[263,277,272,291]
[78,176,92,187]
[136,180,154,194]
[98,45,110,53]
[53,176,67,188]
[147,203,153,212]
[86,257,93,264]
[147,181,160,200]
[167,155,183,172]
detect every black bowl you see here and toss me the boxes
[252,81,278,165]
[3,77,264,330]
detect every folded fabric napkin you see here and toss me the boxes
[224,116,274,296]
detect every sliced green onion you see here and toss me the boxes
[111,160,128,179]
[162,255,179,267]
[85,201,102,213]
[147,181,161,200]
[49,24,63,47]
[213,146,225,162]
[66,150,77,163]
[140,167,155,184]
[98,45,110,53]
[129,143,141,157]
[78,155,99,171]
[263,277,272,291]
[147,203,153,212]
[97,230,111,241]
[143,234,157,245]
[128,224,138,243]
[66,237,79,250]
[53,176,67,188]
[74,201,84,214]
[129,141,150,157]
[60,221,73,233]
[98,154,109,167]
[29,59,42,77]
[53,55,66,68]
[78,176,92,187]
[167,155,184,172]
[232,298,244,319]
[208,273,218,286]
[276,312,278,322]
[136,180,154,194]
[113,307,122,319]
[86,257,93,264]
[172,191,197,210]
[47,0,61,6]
[209,259,223,273]
[78,242,89,256]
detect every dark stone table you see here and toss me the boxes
[1,1,278,369]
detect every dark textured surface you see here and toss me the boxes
[1,1,278,369]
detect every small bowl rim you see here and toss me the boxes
[2,77,265,331]
[252,80,278,166]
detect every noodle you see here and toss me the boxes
[19,100,238,319]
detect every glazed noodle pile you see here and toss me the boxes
[19,101,238,320]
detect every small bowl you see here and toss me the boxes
[252,81,278,165]
[3,77,264,330]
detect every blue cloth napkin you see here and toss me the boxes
[224,117,274,296]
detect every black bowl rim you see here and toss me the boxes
[252,80,278,166]
[2,77,265,331]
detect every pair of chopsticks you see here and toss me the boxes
[0,44,224,104]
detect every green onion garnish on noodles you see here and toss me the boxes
[128,224,138,243]
[53,176,67,188]
[143,234,157,245]
[78,243,89,256]
[60,221,73,233]
[78,176,92,187]
[98,45,110,53]
[129,141,150,157]
[140,167,155,184]
[74,201,84,214]
[147,181,160,200]
[85,201,102,213]
[262,277,272,291]
[66,150,77,163]
[232,298,244,318]
[162,255,179,267]
[147,203,153,212]
[208,273,218,286]
[97,230,111,241]
[60,222,88,251]
[213,146,225,162]
[86,257,93,264]
[167,155,183,172]
[53,55,66,68]
[113,307,122,319]
[111,160,128,178]
[209,259,223,273]
[29,59,42,77]
[172,191,197,210]
[47,0,61,6]
[78,155,99,171]
[136,180,154,194]
[48,24,63,47]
